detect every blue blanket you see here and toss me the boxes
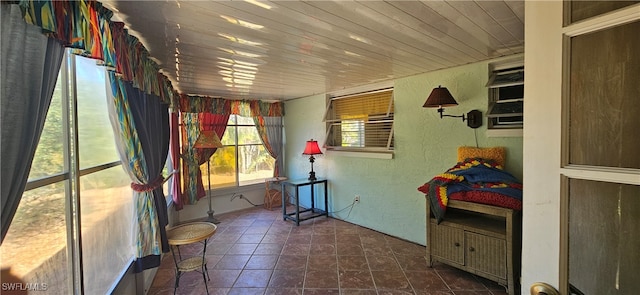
[418,158,523,223]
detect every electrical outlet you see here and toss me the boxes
[354,195,360,203]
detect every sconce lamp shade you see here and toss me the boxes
[302,140,323,155]
[422,85,482,129]
[423,86,458,108]
[193,130,223,148]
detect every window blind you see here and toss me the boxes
[324,88,394,151]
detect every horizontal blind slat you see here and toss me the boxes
[325,88,394,150]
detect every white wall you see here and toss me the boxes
[170,185,267,224]
[521,1,564,292]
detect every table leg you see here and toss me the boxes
[295,186,300,226]
[324,181,328,217]
[310,182,315,212]
[281,182,287,221]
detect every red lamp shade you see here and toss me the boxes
[302,140,323,155]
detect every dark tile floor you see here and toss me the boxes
[148,206,510,295]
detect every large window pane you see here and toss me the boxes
[568,179,640,294]
[80,166,133,294]
[207,115,277,187]
[237,126,262,145]
[238,144,275,185]
[220,125,236,146]
[2,52,133,295]
[568,21,640,169]
[29,74,64,180]
[210,146,237,188]
[76,56,119,169]
[0,184,69,294]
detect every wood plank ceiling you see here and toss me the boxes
[100,0,524,101]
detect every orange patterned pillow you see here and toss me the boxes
[457,146,506,167]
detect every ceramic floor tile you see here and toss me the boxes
[303,270,339,288]
[370,270,413,291]
[437,269,488,291]
[338,255,369,271]
[226,243,258,255]
[304,288,340,294]
[227,287,266,295]
[213,254,251,270]
[338,270,375,289]
[268,269,305,288]
[233,269,273,288]
[237,233,266,243]
[405,270,450,291]
[307,255,337,270]
[245,254,279,269]
[149,206,515,295]
[367,255,401,271]
[309,243,336,255]
[275,255,307,270]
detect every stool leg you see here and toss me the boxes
[202,239,210,294]
[202,266,208,294]
[170,246,181,294]
[173,271,181,295]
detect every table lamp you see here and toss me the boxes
[302,139,322,181]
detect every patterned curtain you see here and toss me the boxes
[180,112,230,205]
[106,72,170,272]
[1,3,65,243]
[18,0,178,108]
[179,94,284,117]
[254,116,284,177]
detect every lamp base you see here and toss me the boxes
[308,171,316,182]
[206,210,220,224]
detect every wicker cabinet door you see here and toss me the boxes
[430,222,464,265]
[465,232,507,279]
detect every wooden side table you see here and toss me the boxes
[166,222,217,294]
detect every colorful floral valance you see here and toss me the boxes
[19,0,177,108]
[179,94,285,117]
[17,0,284,116]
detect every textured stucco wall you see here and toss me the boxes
[284,58,523,245]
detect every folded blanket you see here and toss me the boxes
[418,158,522,223]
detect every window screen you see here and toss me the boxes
[487,66,524,129]
[324,88,394,152]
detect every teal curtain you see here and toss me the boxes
[106,71,169,271]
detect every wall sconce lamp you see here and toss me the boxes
[423,85,482,129]
[302,139,323,181]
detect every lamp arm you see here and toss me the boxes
[437,107,466,121]
[441,114,466,121]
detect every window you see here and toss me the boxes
[208,115,277,188]
[0,52,134,294]
[487,63,524,130]
[324,88,394,153]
